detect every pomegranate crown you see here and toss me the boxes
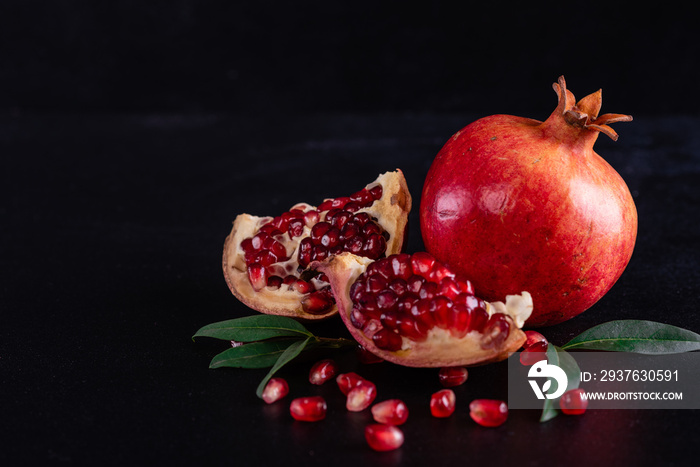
[552,75,632,141]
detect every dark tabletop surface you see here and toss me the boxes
[2,2,700,466]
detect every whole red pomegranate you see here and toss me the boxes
[420,76,637,327]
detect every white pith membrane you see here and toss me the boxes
[222,170,412,320]
[315,253,533,367]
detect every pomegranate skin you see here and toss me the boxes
[420,76,637,327]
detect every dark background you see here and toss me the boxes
[2,2,699,466]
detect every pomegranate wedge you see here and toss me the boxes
[223,170,412,320]
[314,252,532,367]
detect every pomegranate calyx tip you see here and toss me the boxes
[553,75,632,140]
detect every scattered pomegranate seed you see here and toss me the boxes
[469,399,508,427]
[289,396,327,422]
[519,340,548,366]
[336,372,366,395]
[346,380,377,412]
[309,359,339,385]
[438,367,469,387]
[430,389,456,418]
[261,377,289,404]
[365,424,404,452]
[524,330,548,348]
[560,388,588,415]
[371,399,409,425]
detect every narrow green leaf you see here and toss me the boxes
[539,345,581,423]
[256,337,311,399]
[193,315,313,342]
[209,338,303,369]
[561,320,700,354]
[539,344,560,423]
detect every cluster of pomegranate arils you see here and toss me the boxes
[519,330,588,415]
[239,185,388,314]
[349,252,512,351]
[261,356,510,452]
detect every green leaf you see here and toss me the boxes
[561,320,700,354]
[193,315,313,342]
[539,344,560,423]
[209,338,304,369]
[539,345,581,423]
[256,337,311,399]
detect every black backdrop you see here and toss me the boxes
[3,2,698,116]
[2,2,700,466]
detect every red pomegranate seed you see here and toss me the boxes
[262,377,289,404]
[287,218,305,237]
[309,359,339,385]
[520,341,548,366]
[304,210,320,226]
[346,380,377,412]
[480,313,510,349]
[469,399,508,427]
[438,367,469,387]
[371,399,409,425]
[301,289,334,314]
[389,253,413,280]
[336,372,367,395]
[372,328,403,351]
[365,424,403,452]
[430,389,456,418]
[411,251,435,275]
[289,278,313,294]
[560,388,588,415]
[524,330,548,348]
[247,263,267,291]
[290,396,327,422]
[368,185,383,200]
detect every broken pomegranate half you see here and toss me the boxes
[222,170,412,320]
[314,252,533,367]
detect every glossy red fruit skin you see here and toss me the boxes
[365,424,404,451]
[560,388,589,415]
[420,77,637,327]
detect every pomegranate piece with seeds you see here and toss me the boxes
[438,367,469,387]
[430,389,456,418]
[289,396,327,422]
[223,170,412,320]
[560,388,588,415]
[365,424,404,452]
[314,251,533,367]
[371,399,409,425]
[261,377,289,404]
[309,358,339,385]
[469,399,508,427]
